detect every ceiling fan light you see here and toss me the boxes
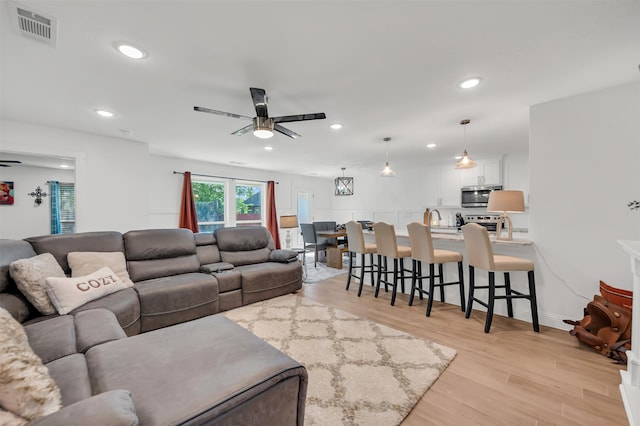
[253,128,274,139]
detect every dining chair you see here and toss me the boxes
[406,222,466,317]
[461,223,539,333]
[344,220,378,296]
[300,223,328,267]
[373,222,412,306]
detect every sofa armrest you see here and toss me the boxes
[29,390,138,426]
[25,315,77,364]
[269,249,299,263]
[73,309,126,353]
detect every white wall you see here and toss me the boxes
[1,120,150,235]
[0,165,74,238]
[529,81,640,326]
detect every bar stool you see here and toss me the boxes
[344,220,378,297]
[373,222,412,306]
[406,222,466,317]
[461,223,539,333]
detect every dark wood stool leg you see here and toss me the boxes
[409,259,417,306]
[417,262,424,300]
[357,254,365,297]
[457,261,466,312]
[528,270,540,332]
[426,263,436,317]
[503,272,514,317]
[346,251,354,290]
[465,266,475,318]
[438,263,445,302]
[391,258,399,306]
[375,255,383,298]
[399,258,406,294]
[369,253,375,287]
[484,271,496,333]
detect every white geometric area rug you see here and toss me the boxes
[302,253,348,284]
[223,294,456,426]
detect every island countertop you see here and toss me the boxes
[362,228,532,246]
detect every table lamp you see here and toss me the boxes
[280,215,298,249]
[487,190,525,241]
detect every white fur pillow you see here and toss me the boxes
[9,253,66,315]
[45,266,128,315]
[0,308,62,422]
[67,251,134,287]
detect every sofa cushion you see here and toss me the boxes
[236,262,303,305]
[86,315,306,425]
[73,309,127,353]
[69,288,140,336]
[0,308,62,421]
[45,267,128,315]
[24,315,77,364]
[29,390,139,426]
[25,232,125,275]
[215,226,274,251]
[124,229,200,282]
[67,252,134,287]
[9,253,65,315]
[195,232,221,264]
[0,292,31,322]
[45,353,92,407]
[210,269,241,293]
[134,273,219,332]
[0,239,36,292]
[220,248,271,267]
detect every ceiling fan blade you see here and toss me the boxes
[0,160,22,164]
[194,106,252,120]
[249,87,269,118]
[231,123,255,136]
[274,124,301,139]
[272,113,326,123]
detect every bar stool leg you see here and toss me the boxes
[438,263,445,302]
[391,258,399,306]
[528,270,540,332]
[426,263,436,317]
[457,261,466,312]
[399,258,406,294]
[417,262,424,300]
[465,266,475,318]
[346,251,354,290]
[484,271,496,333]
[409,259,417,306]
[504,272,514,318]
[357,254,366,297]
[375,255,383,298]
[369,253,375,287]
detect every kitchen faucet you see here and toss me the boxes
[427,209,441,227]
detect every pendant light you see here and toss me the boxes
[379,137,396,177]
[455,119,477,169]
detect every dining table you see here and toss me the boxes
[316,229,348,269]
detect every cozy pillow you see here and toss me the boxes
[9,253,66,315]
[0,308,62,421]
[67,252,134,287]
[45,267,128,315]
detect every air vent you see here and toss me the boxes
[9,1,57,47]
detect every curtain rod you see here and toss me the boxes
[173,171,278,184]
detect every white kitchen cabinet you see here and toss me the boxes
[460,158,502,186]
[424,164,462,208]
[424,166,441,207]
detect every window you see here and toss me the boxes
[192,180,225,232]
[191,179,266,230]
[59,182,75,234]
[235,182,263,226]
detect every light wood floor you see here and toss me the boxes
[300,275,628,426]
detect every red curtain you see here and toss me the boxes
[266,181,281,249]
[179,171,199,233]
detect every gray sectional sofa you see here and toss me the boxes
[0,226,306,425]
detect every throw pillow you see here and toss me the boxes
[0,408,27,426]
[9,253,66,315]
[0,308,62,421]
[67,251,134,287]
[45,266,128,315]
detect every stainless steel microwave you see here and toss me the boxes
[460,185,502,208]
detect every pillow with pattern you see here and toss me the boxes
[9,253,65,315]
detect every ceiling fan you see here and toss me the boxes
[0,160,21,167]
[194,87,326,139]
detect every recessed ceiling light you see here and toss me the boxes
[426,143,437,148]
[60,164,70,168]
[330,123,343,130]
[114,42,148,59]
[95,109,114,118]
[264,146,273,151]
[459,77,482,89]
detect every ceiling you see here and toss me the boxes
[1,1,638,178]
